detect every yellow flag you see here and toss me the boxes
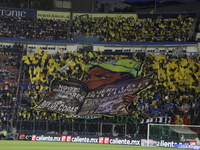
[80,64,85,71]
[195,88,200,93]
[179,86,185,92]
[170,83,176,91]
[133,52,138,57]
[69,61,76,69]
[155,80,162,86]
[196,63,200,68]
[170,62,178,70]
[179,66,185,75]
[178,14,183,19]
[41,54,47,65]
[155,54,166,62]
[181,58,188,67]
[33,67,37,75]
[71,70,78,75]
[74,52,83,58]
[109,24,114,29]
[184,68,192,75]
[88,52,94,58]
[98,47,102,54]
[194,71,200,81]
[49,65,55,72]
[27,52,34,61]
[152,61,159,69]
[65,58,71,64]
[32,59,38,64]
[49,58,55,64]
[188,75,195,84]
[24,59,30,65]
[43,53,48,60]
[150,10,154,14]
[36,47,41,54]
[59,48,65,53]
[163,82,168,87]
[75,58,81,64]
[54,63,61,69]
[22,55,27,61]
[39,85,44,93]
[60,57,65,63]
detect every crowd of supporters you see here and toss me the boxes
[0,48,200,135]
[0,16,70,41]
[135,52,200,125]
[0,52,21,133]
[0,13,197,42]
[72,14,196,42]
[15,48,199,131]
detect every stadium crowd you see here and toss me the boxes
[0,12,199,137]
[0,52,21,133]
[0,16,70,41]
[0,13,197,42]
[66,14,196,42]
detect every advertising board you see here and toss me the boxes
[0,8,36,18]
[29,134,140,145]
[37,11,70,21]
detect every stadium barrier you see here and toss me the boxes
[17,134,199,148]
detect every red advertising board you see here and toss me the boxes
[66,136,72,142]
[31,135,36,141]
[104,137,110,144]
[61,136,67,142]
[19,134,25,140]
[98,137,104,144]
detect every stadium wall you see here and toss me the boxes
[0,39,198,55]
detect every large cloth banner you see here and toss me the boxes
[36,59,153,116]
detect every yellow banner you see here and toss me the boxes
[73,13,138,20]
[37,11,138,21]
[37,11,70,21]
